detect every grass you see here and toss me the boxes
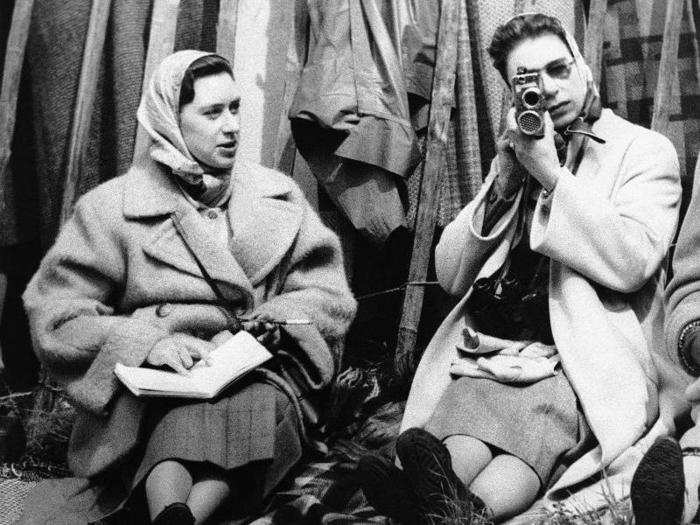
[426,474,633,524]
[0,372,635,525]
[0,383,73,482]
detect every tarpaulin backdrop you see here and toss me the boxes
[0,0,303,249]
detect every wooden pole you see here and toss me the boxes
[497,0,528,132]
[0,0,35,212]
[394,0,459,378]
[454,0,483,199]
[132,0,180,163]
[216,0,239,69]
[274,0,309,174]
[0,0,34,380]
[583,0,608,86]
[59,0,112,224]
[651,0,685,134]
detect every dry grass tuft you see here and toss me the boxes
[0,385,74,481]
[426,473,633,525]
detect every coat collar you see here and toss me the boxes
[123,158,294,218]
[122,159,303,293]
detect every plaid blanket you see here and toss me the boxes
[251,440,388,525]
[249,394,406,525]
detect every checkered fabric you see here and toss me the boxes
[252,440,388,524]
[601,0,700,198]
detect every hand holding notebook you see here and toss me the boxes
[115,331,273,399]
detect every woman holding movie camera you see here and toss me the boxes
[358,13,683,523]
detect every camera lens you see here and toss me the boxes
[522,88,541,108]
[517,110,544,135]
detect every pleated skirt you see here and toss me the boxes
[128,378,303,511]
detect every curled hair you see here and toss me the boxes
[178,54,234,109]
[487,13,570,84]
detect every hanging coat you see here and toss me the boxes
[289,0,421,243]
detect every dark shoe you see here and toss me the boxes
[396,428,486,521]
[152,502,195,525]
[357,452,422,525]
[631,436,684,525]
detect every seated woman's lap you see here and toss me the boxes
[425,371,590,488]
[134,379,302,499]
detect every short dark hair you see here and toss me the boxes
[178,54,234,109]
[487,13,570,84]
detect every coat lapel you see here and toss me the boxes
[226,169,303,286]
[123,159,303,298]
[123,161,255,303]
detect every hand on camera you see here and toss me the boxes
[146,333,215,375]
[495,131,527,196]
[506,107,561,192]
[243,315,282,350]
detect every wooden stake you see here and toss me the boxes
[0,0,35,212]
[583,0,608,85]
[394,0,459,377]
[274,1,309,174]
[454,0,482,199]
[132,0,180,163]
[216,0,239,68]
[651,0,685,134]
[59,0,112,224]
[497,0,528,133]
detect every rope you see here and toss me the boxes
[356,281,440,302]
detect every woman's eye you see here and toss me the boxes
[205,110,221,119]
[547,64,571,79]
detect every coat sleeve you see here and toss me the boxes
[23,193,169,413]
[435,158,523,297]
[665,159,700,373]
[251,185,357,388]
[530,130,681,293]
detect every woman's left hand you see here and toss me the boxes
[506,108,561,191]
[243,316,282,350]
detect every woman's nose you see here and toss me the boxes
[539,74,559,97]
[221,111,239,134]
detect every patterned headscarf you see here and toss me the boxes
[137,50,234,205]
[502,13,605,169]
[556,16,603,136]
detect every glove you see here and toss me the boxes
[451,327,559,384]
[450,353,560,383]
[456,327,527,355]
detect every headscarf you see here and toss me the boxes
[137,50,233,206]
[557,17,604,144]
[502,13,605,166]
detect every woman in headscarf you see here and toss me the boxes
[358,13,684,524]
[21,50,356,524]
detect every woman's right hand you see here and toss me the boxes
[146,334,215,375]
[495,129,527,196]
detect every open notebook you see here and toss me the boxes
[114,331,273,398]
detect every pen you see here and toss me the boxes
[239,317,313,325]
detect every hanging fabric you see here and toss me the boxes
[289,0,421,244]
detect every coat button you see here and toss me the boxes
[206,209,218,219]
[155,303,172,317]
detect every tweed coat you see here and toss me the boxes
[400,109,687,511]
[22,157,356,478]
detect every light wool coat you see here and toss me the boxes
[23,158,356,478]
[401,109,686,511]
